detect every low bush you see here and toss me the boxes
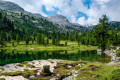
[106,69,120,80]
[116,50,120,57]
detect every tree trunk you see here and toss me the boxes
[42,65,51,73]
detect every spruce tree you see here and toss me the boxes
[93,15,110,53]
[25,36,29,45]
[0,12,2,19]
[16,34,20,45]
[65,41,67,46]
[42,35,45,44]
[75,32,78,41]
[47,38,49,44]
[52,37,55,45]
[37,33,42,45]
[12,41,15,47]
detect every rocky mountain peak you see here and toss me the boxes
[0,0,24,12]
[48,14,71,25]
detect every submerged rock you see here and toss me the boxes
[107,61,116,65]
[111,56,120,62]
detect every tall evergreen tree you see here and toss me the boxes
[25,36,29,45]
[93,15,110,53]
[75,32,78,40]
[16,34,20,45]
[52,37,55,45]
[37,33,42,45]
[47,38,49,44]
[42,35,45,44]
[0,12,2,19]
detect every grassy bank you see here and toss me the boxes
[56,61,120,80]
[0,60,120,80]
[0,40,97,51]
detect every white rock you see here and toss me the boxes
[0,76,28,80]
[36,72,40,75]
[30,75,35,79]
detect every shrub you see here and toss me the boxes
[116,50,120,57]
[106,69,120,80]
[0,78,5,80]
[22,69,35,78]
[2,71,22,76]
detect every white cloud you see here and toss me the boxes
[3,0,120,25]
[71,15,76,22]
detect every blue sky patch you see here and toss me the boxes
[83,0,92,9]
[76,12,88,20]
[42,5,59,16]
[69,0,72,6]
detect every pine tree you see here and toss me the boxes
[32,37,34,44]
[25,36,29,45]
[75,32,78,41]
[37,33,42,45]
[0,12,2,19]
[65,41,67,46]
[8,32,12,41]
[42,35,45,44]
[12,41,15,47]
[16,34,20,45]
[78,36,80,46]
[47,38,49,44]
[93,15,110,53]
[0,35,3,47]
[52,37,55,45]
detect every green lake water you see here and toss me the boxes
[0,50,111,66]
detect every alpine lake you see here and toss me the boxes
[0,49,111,66]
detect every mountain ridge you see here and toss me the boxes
[1,0,120,32]
[0,0,24,12]
[0,0,89,32]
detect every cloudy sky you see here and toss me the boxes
[4,0,120,25]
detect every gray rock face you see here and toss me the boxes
[0,0,45,19]
[47,14,89,32]
[0,0,24,12]
[48,14,71,25]
[33,13,46,19]
[25,11,46,19]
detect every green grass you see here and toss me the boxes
[0,68,5,71]
[116,50,120,57]
[51,60,120,80]
[17,61,35,68]
[0,40,97,51]
[0,78,5,80]
[76,62,120,80]
[0,69,35,78]
[0,60,120,80]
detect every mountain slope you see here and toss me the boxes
[47,14,89,32]
[88,21,120,31]
[0,0,89,32]
[109,21,120,30]
[0,0,24,12]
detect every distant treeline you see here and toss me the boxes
[0,11,120,48]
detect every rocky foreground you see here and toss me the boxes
[0,59,120,80]
[0,59,83,80]
[0,59,60,80]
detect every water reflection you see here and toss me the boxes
[0,50,110,66]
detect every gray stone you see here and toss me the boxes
[29,76,35,79]
[111,56,120,62]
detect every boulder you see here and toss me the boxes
[111,56,120,62]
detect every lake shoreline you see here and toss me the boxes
[0,59,120,80]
